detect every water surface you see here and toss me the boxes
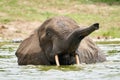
[0,42,120,80]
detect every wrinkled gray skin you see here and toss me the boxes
[15,16,106,65]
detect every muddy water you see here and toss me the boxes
[0,42,120,80]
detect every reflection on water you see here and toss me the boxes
[0,43,120,80]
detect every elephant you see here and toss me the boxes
[15,16,106,66]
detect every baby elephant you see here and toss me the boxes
[15,16,106,66]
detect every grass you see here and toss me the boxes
[96,41,120,44]
[107,50,120,56]
[0,0,120,38]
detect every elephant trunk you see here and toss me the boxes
[66,23,99,52]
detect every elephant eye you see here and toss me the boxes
[46,28,55,38]
[46,30,52,37]
[46,31,51,36]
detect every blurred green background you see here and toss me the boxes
[0,0,120,38]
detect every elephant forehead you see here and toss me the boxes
[56,21,72,32]
[52,19,78,35]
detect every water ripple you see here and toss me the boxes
[0,43,120,80]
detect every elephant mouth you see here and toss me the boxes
[54,54,80,66]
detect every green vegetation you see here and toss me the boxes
[0,42,18,51]
[87,0,120,5]
[0,42,10,47]
[34,65,84,71]
[0,0,120,37]
[107,50,120,55]
[0,55,13,58]
[96,41,120,44]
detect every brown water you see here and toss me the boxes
[0,43,120,80]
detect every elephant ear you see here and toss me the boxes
[15,18,53,65]
[15,31,43,65]
[77,37,106,64]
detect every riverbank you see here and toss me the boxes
[0,0,120,39]
[0,20,120,44]
[94,38,120,44]
[0,21,41,40]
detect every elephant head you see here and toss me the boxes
[37,16,99,66]
[15,16,101,66]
